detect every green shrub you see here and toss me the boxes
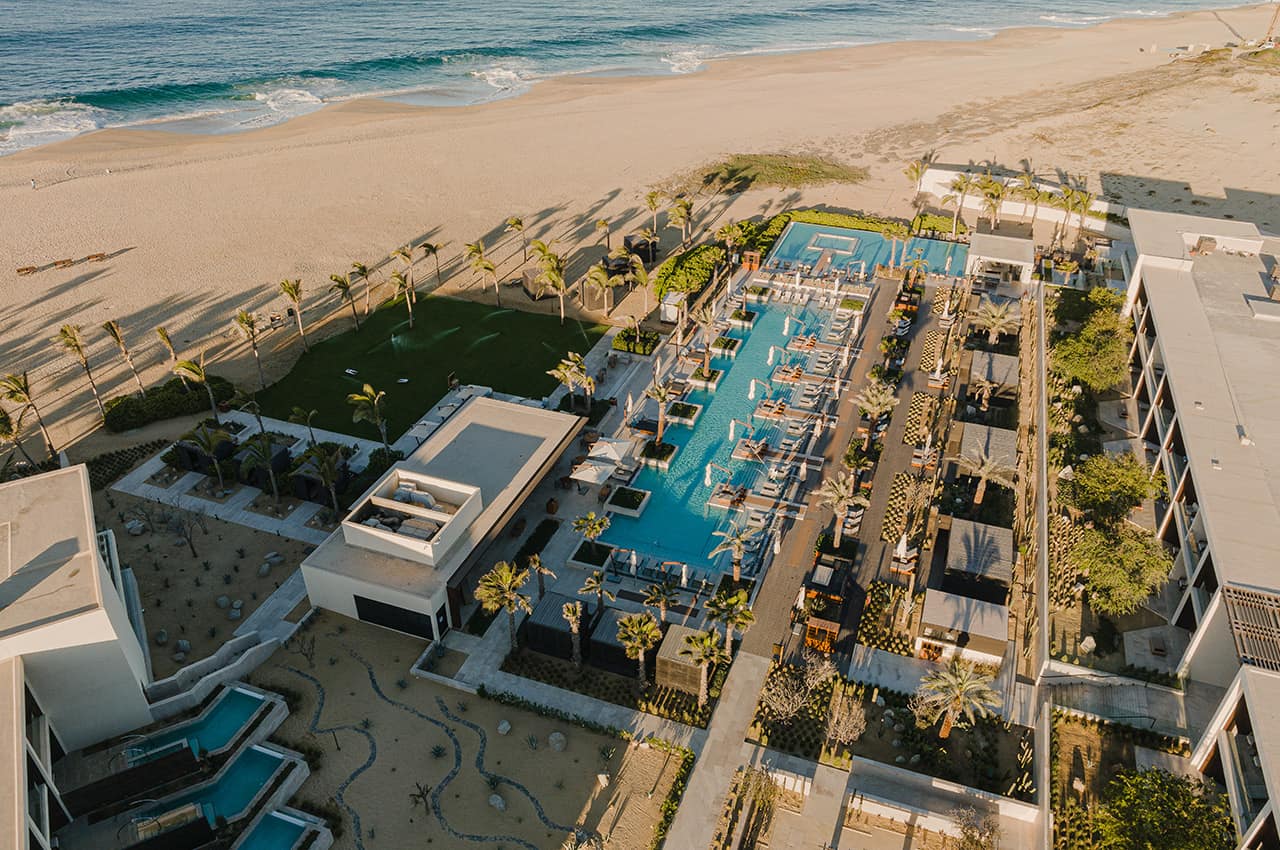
[613,328,661,355]
[103,376,235,432]
[654,244,726,300]
[86,440,168,490]
[744,209,909,256]
[911,212,967,235]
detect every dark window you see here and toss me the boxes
[353,596,434,640]
[435,605,450,637]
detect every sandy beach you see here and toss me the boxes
[2,3,1278,453]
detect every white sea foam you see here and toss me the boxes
[1039,13,1112,25]
[468,63,537,98]
[0,98,109,153]
[661,46,715,74]
[948,25,999,35]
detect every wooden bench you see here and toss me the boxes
[16,266,37,276]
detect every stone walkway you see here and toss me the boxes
[234,568,309,643]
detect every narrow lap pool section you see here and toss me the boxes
[604,301,826,570]
[150,745,285,826]
[237,811,307,849]
[135,687,265,762]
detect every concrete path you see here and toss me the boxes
[846,644,941,694]
[664,652,772,848]
[235,567,309,643]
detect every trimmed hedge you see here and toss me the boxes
[613,328,661,355]
[743,209,908,256]
[654,244,725,301]
[103,376,235,433]
[912,212,968,235]
[86,440,168,490]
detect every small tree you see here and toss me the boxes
[616,612,662,692]
[951,807,1001,850]
[167,501,208,558]
[971,298,1019,346]
[816,472,868,549]
[174,354,220,424]
[644,381,674,445]
[279,278,309,351]
[679,629,729,709]
[759,665,810,726]
[56,324,105,420]
[800,648,838,691]
[572,511,610,561]
[1051,299,1133,391]
[709,522,758,583]
[289,407,319,446]
[706,587,754,650]
[420,241,443,289]
[102,319,145,396]
[0,372,56,457]
[1072,526,1172,617]
[189,424,230,492]
[1095,769,1233,850]
[346,383,390,452]
[954,448,1015,506]
[562,601,584,670]
[1063,451,1163,526]
[914,657,1000,738]
[826,695,867,747]
[233,310,266,391]
[853,380,899,450]
[594,218,611,250]
[156,325,185,391]
[329,273,361,330]
[475,560,532,653]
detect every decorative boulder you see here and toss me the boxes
[228,608,242,621]
[258,563,272,578]
[895,755,907,764]
[894,723,905,733]
[264,551,284,565]
[488,794,506,812]
[892,738,902,749]
[125,520,147,536]
[154,629,169,647]
[549,732,567,752]
[216,596,231,609]
[176,639,191,653]
[171,652,187,663]
[232,599,244,610]
[497,720,511,736]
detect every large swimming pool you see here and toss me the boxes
[769,221,968,277]
[237,811,308,849]
[134,687,265,762]
[604,301,828,571]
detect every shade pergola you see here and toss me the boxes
[570,459,616,485]
[945,518,1015,585]
[958,422,1018,469]
[965,233,1035,285]
[968,351,1020,390]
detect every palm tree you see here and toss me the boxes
[420,241,443,290]
[56,324,105,419]
[595,219,611,250]
[173,354,220,423]
[241,433,281,509]
[644,381,674,445]
[290,406,318,446]
[189,423,230,491]
[573,510,611,556]
[236,394,268,435]
[233,310,266,391]
[102,319,145,396]
[390,270,415,329]
[904,158,929,195]
[278,279,309,351]
[329,274,361,331]
[971,298,1019,346]
[706,587,754,650]
[914,657,1001,738]
[903,251,929,286]
[393,246,415,305]
[616,612,662,692]
[688,304,718,378]
[716,220,742,263]
[816,473,869,549]
[155,326,185,391]
[584,263,613,314]
[978,173,1007,229]
[475,256,500,307]
[970,377,1000,412]
[505,216,527,262]
[853,380,900,450]
[562,600,585,670]
[680,629,729,709]
[644,190,665,235]
[884,222,911,269]
[537,266,570,325]
[709,523,758,583]
[0,406,36,466]
[475,560,532,653]
[948,173,978,237]
[527,553,556,600]
[347,384,389,451]
[547,353,586,411]
[939,193,959,236]
[0,373,55,457]
[630,254,653,316]
[314,447,343,514]
[1014,170,1037,220]
[643,579,680,624]
[351,261,375,316]
[1074,188,1096,247]
[955,448,1015,505]
[669,196,693,244]
[578,569,616,613]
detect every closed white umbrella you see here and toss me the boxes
[624,392,634,420]
[630,549,638,575]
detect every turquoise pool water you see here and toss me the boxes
[149,746,284,826]
[770,222,969,277]
[136,688,264,761]
[604,301,828,571]
[238,812,307,850]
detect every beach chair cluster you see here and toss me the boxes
[16,251,110,276]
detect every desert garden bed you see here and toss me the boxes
[666,401,702,426]
[710,336,740,358]
[502,647,727,728]
[880,473,915,542]
[729,308,757,329]
[854,581,918,657]
[688,367,723,391]
[901,392,937,445]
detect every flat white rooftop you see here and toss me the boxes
[0,466,103,640]
[968,233,1035,267]
[1133,210,1280,589]
[922,589,1009,643]
[303,397,581,598]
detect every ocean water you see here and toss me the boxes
[0,0,1234,154]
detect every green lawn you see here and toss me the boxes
[257,295,608,437]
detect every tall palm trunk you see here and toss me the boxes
[698,663,710,708]
[30,403,56,457]
[348,298,361,331]
[570,627,582,669]
[507,609,518,652]
[293,310,309,352]
[940,710,955,739]
[81,363,105,419]
[975,475,989,505]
